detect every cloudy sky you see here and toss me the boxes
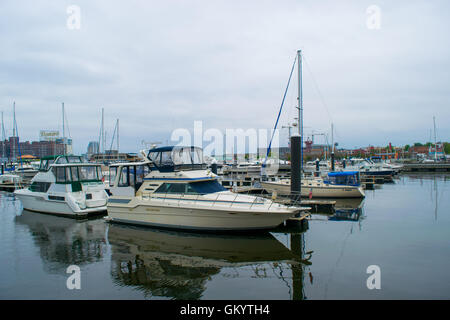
[0,0,449,155]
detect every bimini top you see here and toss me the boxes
[147,146,206,172]
[325,171,361,186]
[327,171,359,177]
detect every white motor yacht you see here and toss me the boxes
[14,155,108,217]
[106,146,302,231]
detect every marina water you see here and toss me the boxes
[0,173,449,299]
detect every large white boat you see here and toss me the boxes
[261,171,365,198]
[14,155,108,217]
[106,146,303,231]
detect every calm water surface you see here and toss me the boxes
[0,173,449,299]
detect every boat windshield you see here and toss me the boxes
[52,165,102,183]
[154,180,226,195]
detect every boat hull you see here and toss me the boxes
[106,198,298,231]
[261,182,365,198]
[14,191,107,217]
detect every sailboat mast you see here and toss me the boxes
[331,123,334,154]
[1,111,4,162]
[433,116,437,161]
[102,108,105,162]
[62,102,66,155]
[297,50,303,169]
[13,102,16,137]
[12,102,16,160]
[117,118,119,161]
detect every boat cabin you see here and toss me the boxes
[29,155,104,193]
[325,171,361,186]
[108,161,152,196]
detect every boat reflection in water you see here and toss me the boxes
[15,210,107,273]
[330,198,365,221]
[310,198,365,222]
[107,224,311,299]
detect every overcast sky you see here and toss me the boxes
[0,0,449,154]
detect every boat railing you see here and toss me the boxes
[149,190,288,210]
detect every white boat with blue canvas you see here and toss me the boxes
[106,146,302,231]
[261,171,365,198]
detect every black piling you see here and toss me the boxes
[331,152,335,171]
[315,159,320,177]
[290,136,301,204]
[211,162,218,175]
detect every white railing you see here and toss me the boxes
[147,189,303,211]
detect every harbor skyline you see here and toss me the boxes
[0,1,449,155]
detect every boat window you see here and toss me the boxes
[29,182,51,193]
[192,148,202,164]
[109,166,118,187]
[57,157,68,164]
[160,152,172,166]
[71,167,79,181]
[55,167,66,183]
[118,167,129,187]
[129,167,136,187]
[173,148,192,165]
[39,160,48,171]
[66,156,82,163]
[66,167,72,181]
[154,183,186,194]
[148,152,160,164]
[188,180,227,194]
[79,166,100,181]
[136,165,150,189]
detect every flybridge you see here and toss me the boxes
[38,155,85,171]
[147,146,206,172]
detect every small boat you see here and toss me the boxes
[14,163,39,182]
[261,171,365,198]
[344,158,395,176]
[0,174,22,191]
[106,146,302,231]
[14,155,108,217]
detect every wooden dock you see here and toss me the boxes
[401,163,450,172]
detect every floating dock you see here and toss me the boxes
[401,163,450,172]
